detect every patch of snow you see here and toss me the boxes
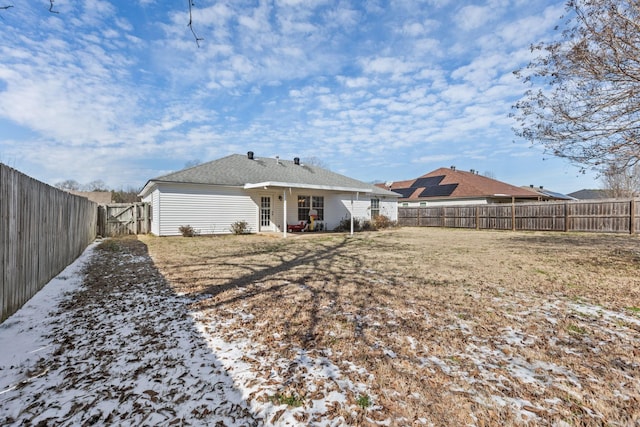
[0,242,99,394]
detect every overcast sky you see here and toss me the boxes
[0,0,601,193]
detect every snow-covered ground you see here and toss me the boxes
[0,241,262,425]
[0,240,372,426]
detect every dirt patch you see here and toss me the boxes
[141,227,640,426]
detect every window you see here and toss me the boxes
[297,196,310,221]
[312,196,324,220]
[370,198,380,218]
[297,195,324,221]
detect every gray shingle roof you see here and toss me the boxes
[147,154,398,196]
[567,189,611,199]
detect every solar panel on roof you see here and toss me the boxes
[413,176,444,188]
[393,188,417,198]
[418,183,458,198]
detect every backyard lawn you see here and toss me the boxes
[140,227,640,426]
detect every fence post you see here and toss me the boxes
[631,199,636,235]
[133,203,139,234]
[564,201,569,232]
[511,197,516,231]
[475,206,480,230]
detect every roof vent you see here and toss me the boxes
[247,151,254,160]
[470,169,475,174]
[275,155,280,164]
[294,157,300,165]
[450,165,456,171]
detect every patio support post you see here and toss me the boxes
[283,189,287,238]
[350,194,354,236]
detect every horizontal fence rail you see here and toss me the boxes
[398,199,639,234]
[1,164,97,322]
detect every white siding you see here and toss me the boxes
[156,183,258,236]
[149,183,400,236]
[142,189,161,236]
[379,198,398,221]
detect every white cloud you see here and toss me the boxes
[454,5,493,31]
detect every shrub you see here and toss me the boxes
[97,239,120,252]
[179,225,196,237]
[333,217,363,232]
[230,220,249,235]
[371,214,395,230]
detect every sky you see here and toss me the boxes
[0,0,602,194]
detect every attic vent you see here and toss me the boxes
[247,151,254,160]
[294,157,300,165]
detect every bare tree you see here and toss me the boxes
[184,159,202,168]
[55,179,81,191]
[304,156,329,169]
[512,0,640,172]
[1,1,200,45]
[112,186,141,203]
[601,163,640,197]
[84,179,108,192]
[482,171,496,179]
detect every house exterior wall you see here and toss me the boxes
[379,198,398,221]
[141,189,161,236]
[145,184,399,236]
[150,183,258,236]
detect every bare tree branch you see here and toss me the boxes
[187,0,203,48]
[512,0,640,173]
[0,5,14,10]
[49,0,59,14]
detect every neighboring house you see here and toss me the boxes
[138,152,400,236]
[567,189,611,200]
[379,166,553,207]
[68,190,113,205]
[522,185,576,201]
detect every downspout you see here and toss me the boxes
[283,189,287,238]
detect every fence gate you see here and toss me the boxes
[98,203,150,237]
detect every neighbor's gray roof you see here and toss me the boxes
[567,189,611,200]
[142,154,399,197]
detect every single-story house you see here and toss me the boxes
[68,190,113,205]
[378,166,562,207]
[567,189,611,200]
[522,185,576,201]
[138,152,400,236]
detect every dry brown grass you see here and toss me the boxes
[139,227,640,426]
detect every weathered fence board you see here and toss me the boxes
[398,198,640,234]
[1,164,97,322]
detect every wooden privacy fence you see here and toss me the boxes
[97,203,150,237]
[398,198,640,234]
[1,164,97,322]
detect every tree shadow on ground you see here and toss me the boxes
[0,235,262,426]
